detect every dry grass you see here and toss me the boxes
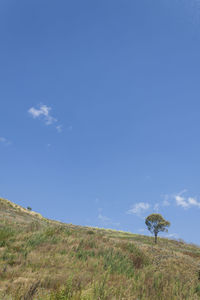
[1,198,200,299]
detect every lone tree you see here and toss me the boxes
[145,213,170,244]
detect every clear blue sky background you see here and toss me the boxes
[1,0,200,244]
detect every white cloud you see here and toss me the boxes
[28,104,57,126]
[162,190,188,208]
[174,191,200,209]
[175,195,189,208]
[188,197,200,208]
[0,137,11,146]
[127,202,150,215]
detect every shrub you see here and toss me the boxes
[93,274,108,300]
[126,243,149,268]
[195,284,200,295]
[26,232,47,249]
[100,248,135,278]
[87,230,95,235]
[49,276,82,300]
[0,227,14,247]
[2,252,16,266]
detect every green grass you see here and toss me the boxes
[0,198,200,299]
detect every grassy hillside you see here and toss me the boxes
[1,198,200,300]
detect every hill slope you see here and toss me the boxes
[0,198,200,299]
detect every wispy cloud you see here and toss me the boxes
[127,202,150,216]
[165,233,179,239]
[0,137,11,146]
[28,104,57,125]
[175,195,189,208]
[28,104,64,134]
[162,194,171,206]
[56,125,62,133]
[188,197,200,207]
[153,203,159,212]
[174,190,200,209]
[98,214,111,224]
[98,213,120,227]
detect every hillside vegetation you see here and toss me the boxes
[1,198,200,299]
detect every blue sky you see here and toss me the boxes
[1,0,200,244]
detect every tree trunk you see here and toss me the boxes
[155,233,157,244]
